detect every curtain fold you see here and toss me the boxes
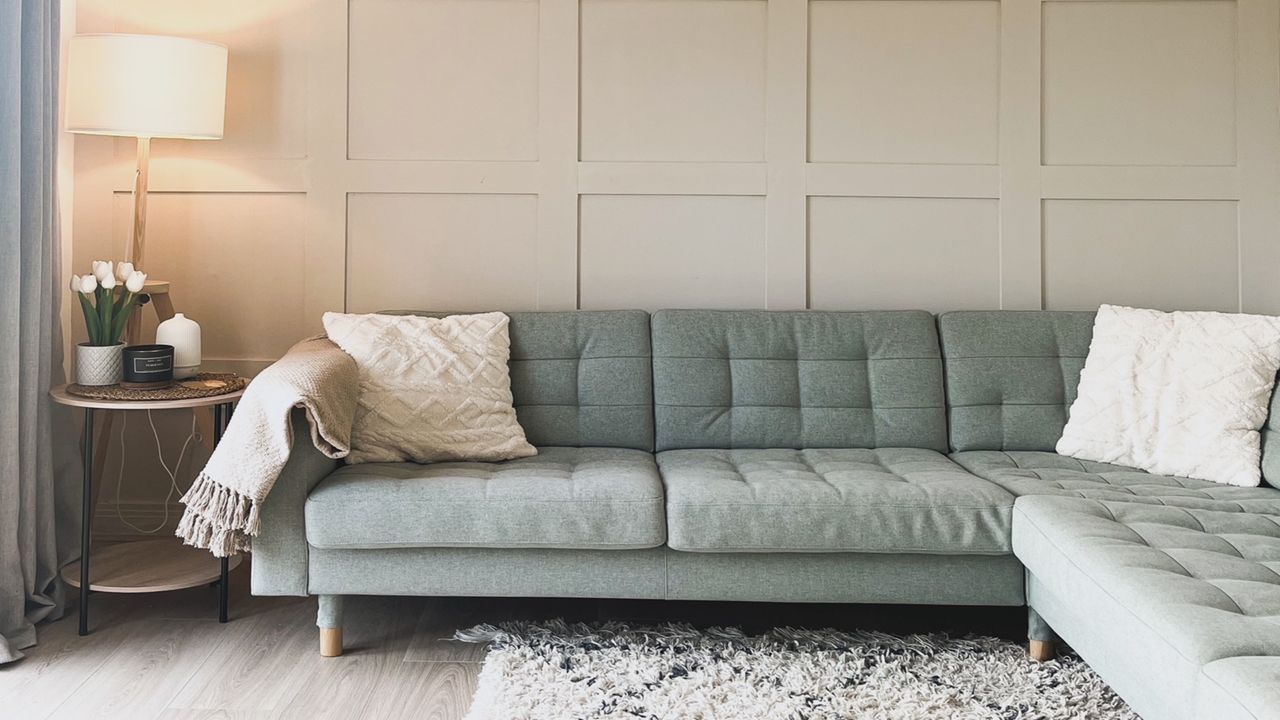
[1,0,79,664]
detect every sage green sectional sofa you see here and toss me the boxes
[251,309,1280,720]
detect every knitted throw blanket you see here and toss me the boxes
[177,337,357,557]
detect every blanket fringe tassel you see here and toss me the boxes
[176,473,260,558]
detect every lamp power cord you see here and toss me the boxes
[112,409,201,534]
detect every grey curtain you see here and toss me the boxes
[1,0,79,664]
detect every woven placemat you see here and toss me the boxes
[66,372,247,402]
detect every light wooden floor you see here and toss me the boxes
[0,564,490,720]
[0,560,1023,720]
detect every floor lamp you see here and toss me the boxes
[64,33,228,509]
[66,33,227,271]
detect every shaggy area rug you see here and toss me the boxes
[456,621,1136,720]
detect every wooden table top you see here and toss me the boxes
[50,384,244,410]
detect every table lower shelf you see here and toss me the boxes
[62,538,242,594]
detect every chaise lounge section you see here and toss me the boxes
[1014,496,1280,720]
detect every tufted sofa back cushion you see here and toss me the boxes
[938,311,1095,452]
[391,310,654,451]
[651,310,948,452]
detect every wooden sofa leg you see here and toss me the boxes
[320,627,344,658]
[1029,639,1055,662]
[1027,606,1057,662]
[317,594,345,657]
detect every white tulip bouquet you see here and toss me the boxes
[70,260,148,346]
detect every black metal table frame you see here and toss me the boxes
[77,401,235,636]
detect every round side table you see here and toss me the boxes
[50,385,246,636]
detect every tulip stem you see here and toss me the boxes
[98,287,114,346]
[78,293,102,345]
[111,293,136,344]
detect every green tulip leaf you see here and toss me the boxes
[78,293,102,345]
[111,294,136,342]
[98,287,115,346]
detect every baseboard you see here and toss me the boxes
[93,500,185,540]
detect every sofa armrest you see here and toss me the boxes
[250,408,339,596]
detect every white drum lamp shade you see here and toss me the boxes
[65,34,228,269]
[65,34,228,140]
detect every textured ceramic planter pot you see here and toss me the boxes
[76,343,124,386]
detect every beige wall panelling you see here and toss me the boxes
[808,0,1000,164]
[537,0,582,310]
[808,197,1001,311]
[1041,0,1237,167]
[1235,0,1280,314]
[1042,199,1241,312]
[345,0,577,309]
[1038,0,1280,315]
[103,0,310,161]
[806,164,1001,199]
[765,0,808,309]
[72,0,1280,362]
[578,163,767,196]
[305,0,350,331]
[579,0,768,161]
[343,161,541,195]
[110,192,309,374]
[997,0,1043,309]
[345,193,541,312]
[348,0,540,161]
[578,194,768,310]
[806,0,1006,309]
[1040,166,1240,201]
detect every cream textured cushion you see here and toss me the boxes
[1057,304,1280,487]
[322,311,536,465]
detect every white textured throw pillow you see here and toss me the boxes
[1057,304,1280,487]
[323,311,536,465]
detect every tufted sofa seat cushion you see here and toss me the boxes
[305,447,665,550]
[1014,496,1280,720]
[1195,657,1280,720]
[658,448,1014,553]
[955,450,1280,514]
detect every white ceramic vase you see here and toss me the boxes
[156,313,202,379]
[76,343,124,386]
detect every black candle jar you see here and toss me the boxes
[121,344,175,389]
